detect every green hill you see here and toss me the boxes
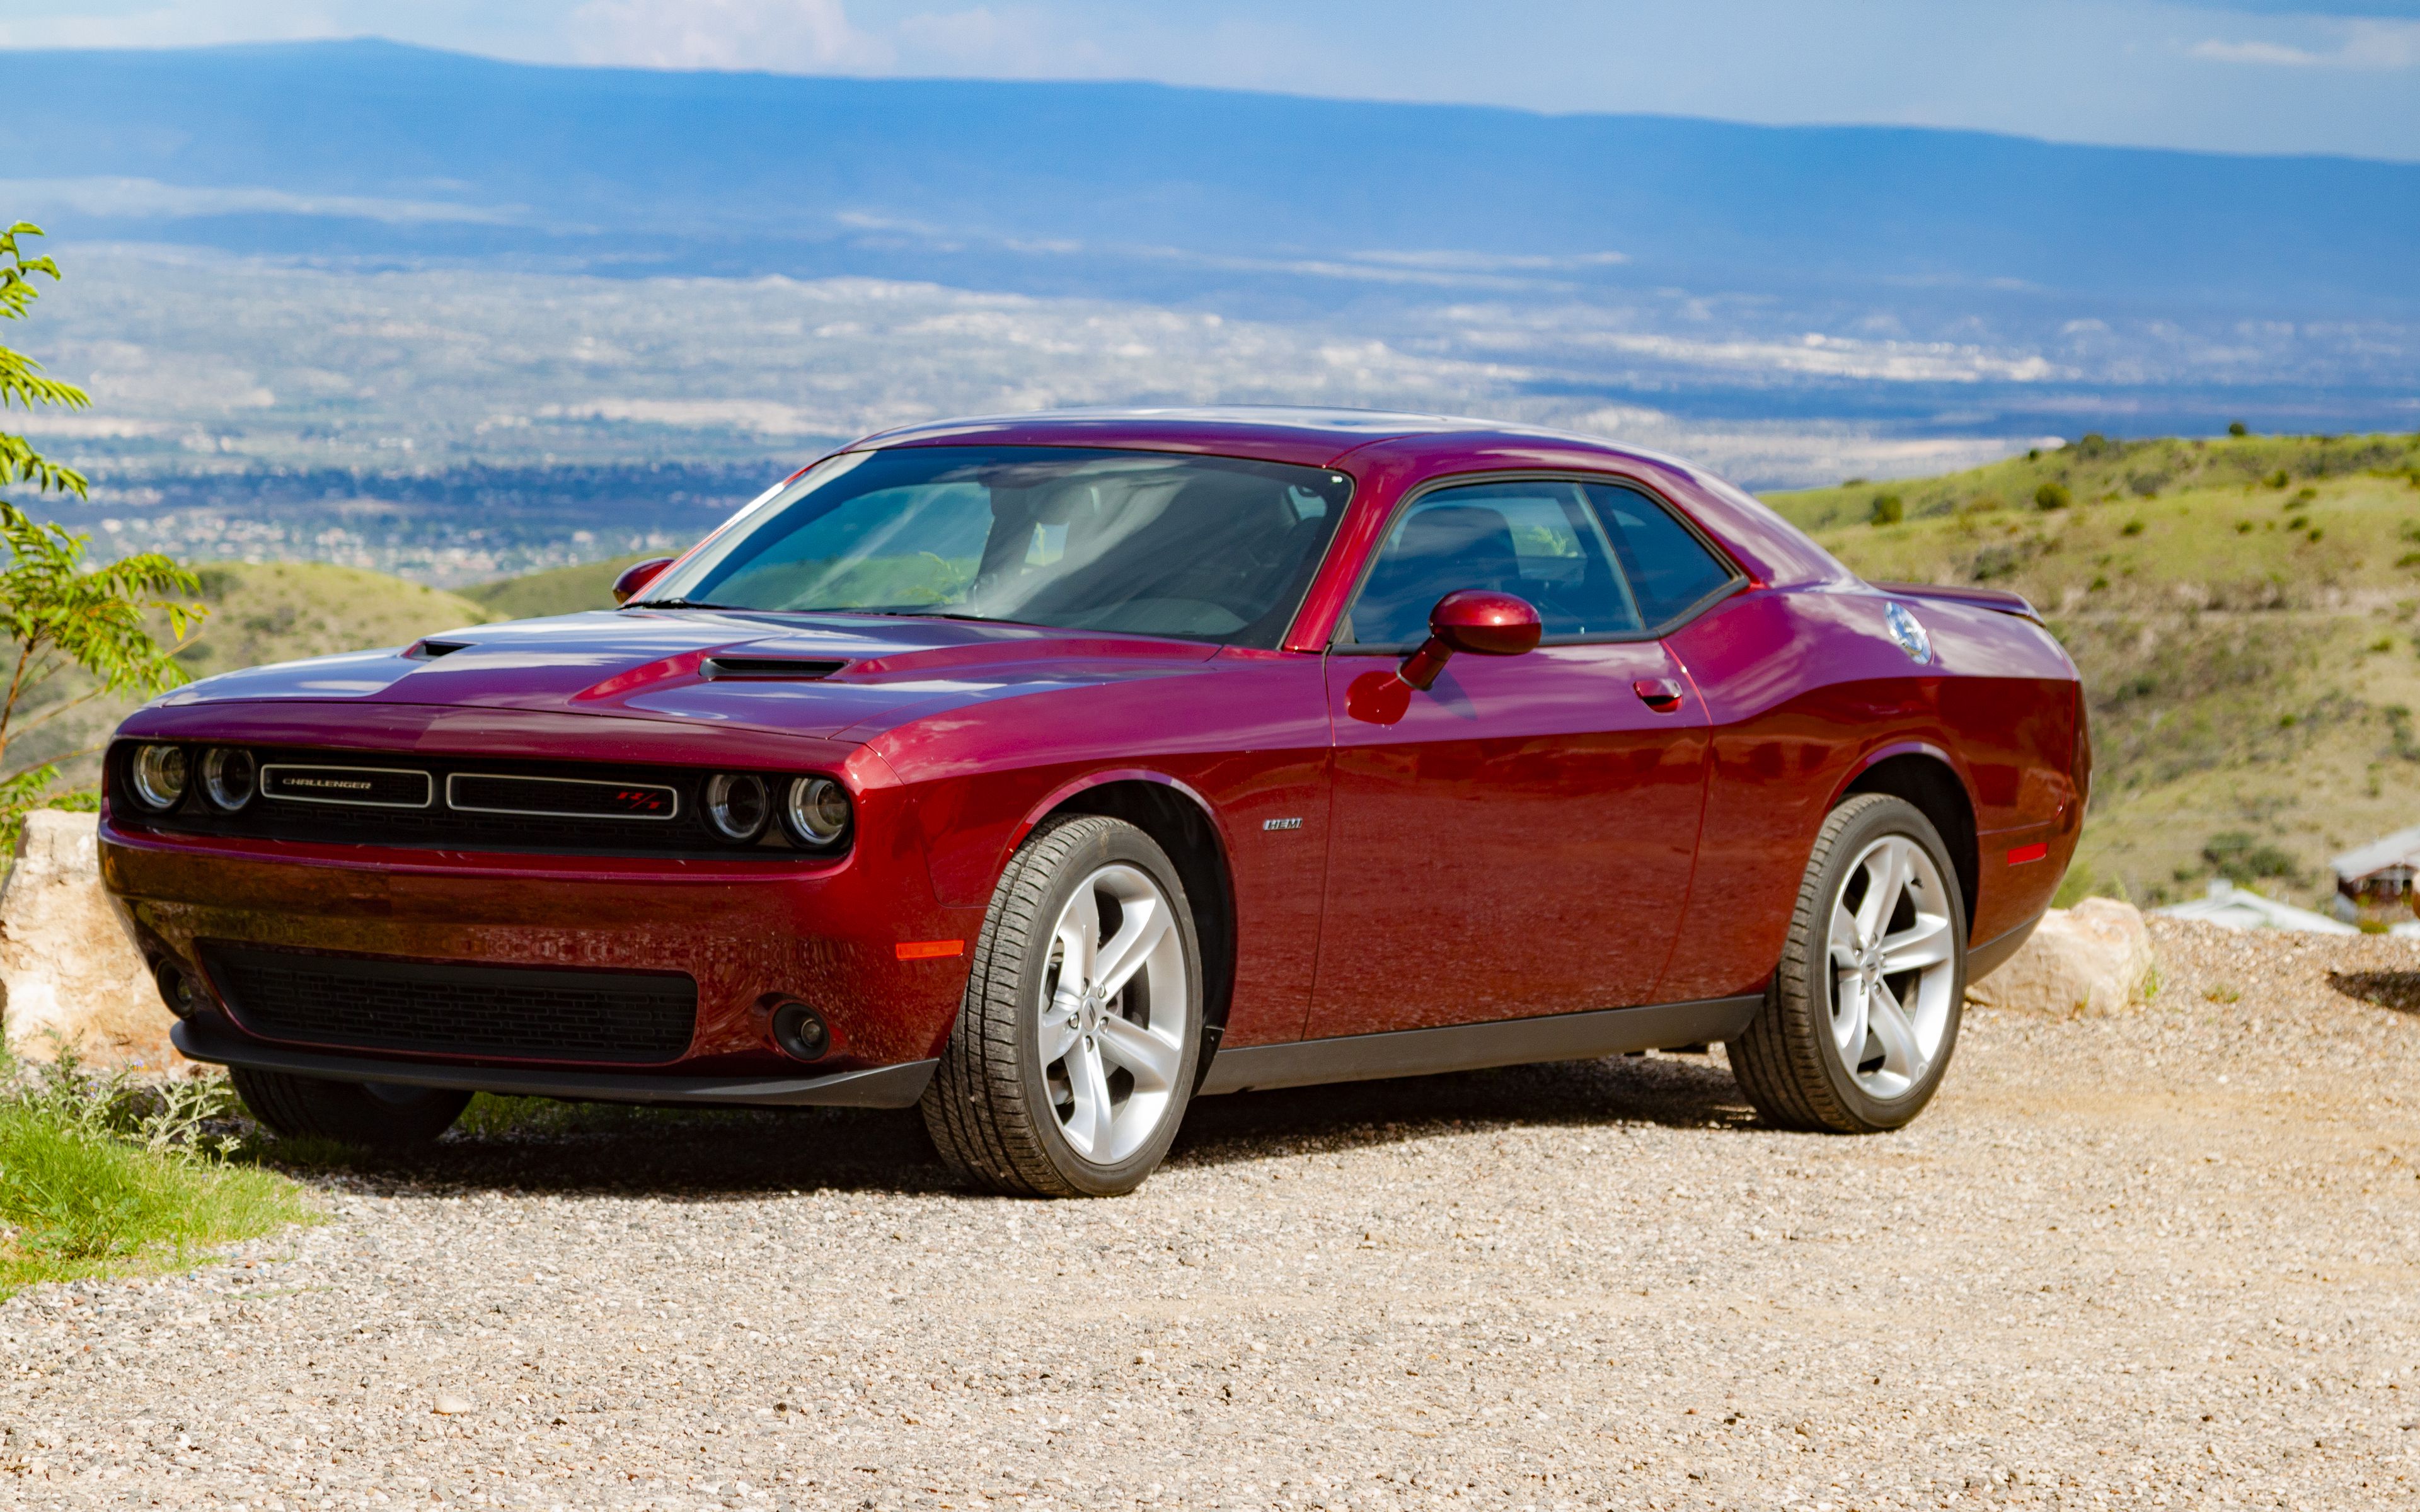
[1765,429,2420,914]
[461,554,654,621]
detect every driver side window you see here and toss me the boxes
[1341,480,1640,645]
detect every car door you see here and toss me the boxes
[1303,476,1737,1038]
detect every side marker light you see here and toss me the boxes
[895,940,965,961]
[2007,842,2049,865]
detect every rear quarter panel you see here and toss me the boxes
[1656,585,2080,1002]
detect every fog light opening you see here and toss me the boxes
[769,1000,830,1062]
[154,962,208,1020]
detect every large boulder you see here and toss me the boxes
[0,810,176,1067]
[1966,896,2156,1018]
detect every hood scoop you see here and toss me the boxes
[406,638,473,660]
[701,655,850,682]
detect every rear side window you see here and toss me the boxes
[1582,483,1737,626]
[1341,478,1737,645]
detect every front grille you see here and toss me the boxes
[202,943,698,1063]
[260,764,434,808]
[110,746,843,859]
[446,772,680,820]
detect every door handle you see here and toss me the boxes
[1634,678,1685,713]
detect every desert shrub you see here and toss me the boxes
[1869,491,1903,525]
[2267,469,2291,488]
[2034,481,2072,511]
[1969,539,2048,581]
[2121,518,2145,536]
[2075,432,2112,459]
[2228,421,2249,437]
[2201,831,2298,883]
[2385,705,2420,762]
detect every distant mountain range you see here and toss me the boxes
[1,40,2414,576]
[11,38,2417,318]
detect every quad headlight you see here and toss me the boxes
[782,776,851,850]
[127,744,189,812]
[200,747,256,811]
[704,772,770,842]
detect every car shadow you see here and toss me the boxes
[265,1052,1757,1202]
[2328,970,2420,1016]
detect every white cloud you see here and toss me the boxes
[2189,20,2420,70]
[568,0,892,72]
[2189,38,2324,66]
[0,176,513,226]
[893,5,1093,72]
[0,3,333,49]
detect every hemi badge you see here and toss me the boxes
[1263,816,1303,832]
[2007,842,2049,865]
[896,939,965,961]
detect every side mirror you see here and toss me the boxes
[1397,589,1541,690]
[612,556,679,605]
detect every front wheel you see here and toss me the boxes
[1729,793,1967,1133]
[229,1067,471,1150]
[921,815,1204,1197]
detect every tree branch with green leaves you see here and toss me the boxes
[0,224,206,841]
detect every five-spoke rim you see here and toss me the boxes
[1823,834,1957,1101]
[1038,862,1190,1166]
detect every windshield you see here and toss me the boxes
[637,446,1354,648]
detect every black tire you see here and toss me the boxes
[229,1067,471,1150]
[921,815,1206,1198]
[1728,793,1968,1134]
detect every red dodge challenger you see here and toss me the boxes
[100,408,2085,1196]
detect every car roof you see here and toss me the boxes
[843,404,1851,592]
[848,405,1681,472]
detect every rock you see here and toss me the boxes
[0,810,176,1067]
[1967,897,2157,1018]
[430,1394,475,1416]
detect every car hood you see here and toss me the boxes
[149,609,1224,742]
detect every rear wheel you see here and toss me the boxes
[229,1068,470,1150]
[1729,794,1966,1133]
[921,815,1203,1197]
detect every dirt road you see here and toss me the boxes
[4,917,2416,1509]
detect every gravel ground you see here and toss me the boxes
[5,917,2418,1510]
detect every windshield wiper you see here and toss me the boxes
[629,597,736,611]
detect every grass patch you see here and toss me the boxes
[0,1058,316,1298]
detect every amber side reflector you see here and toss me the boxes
[895,939,965,961]
[2007,842,2049,865]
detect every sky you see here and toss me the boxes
[3,0,2419,161]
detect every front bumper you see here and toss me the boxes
[102,813,982,1084]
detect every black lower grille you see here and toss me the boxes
[202,944,698,1064]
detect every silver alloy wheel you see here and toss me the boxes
[1038,862,1192,1166]
[1824,833,1959,1100]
